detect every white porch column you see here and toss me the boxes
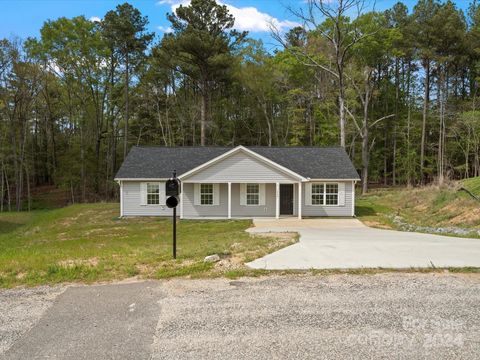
[228,182,232,219]
[298,182,302,219]
[119,181,123,217]
[275,182,280,219]
[180,181,184,219]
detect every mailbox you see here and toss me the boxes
[166,178,181,196]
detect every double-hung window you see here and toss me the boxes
[200,184,214,205]
[246,184,260,205]
[325,183,339,205]
[311,183,338,206]
[311,183,324,205]
[147,183,160,205]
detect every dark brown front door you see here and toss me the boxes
[280,184,294,215]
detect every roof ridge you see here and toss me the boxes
[132,145,345,149]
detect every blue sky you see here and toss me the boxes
[0,0,471,51]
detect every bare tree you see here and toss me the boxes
[272,0,375,148]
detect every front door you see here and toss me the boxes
[280,184,294,215]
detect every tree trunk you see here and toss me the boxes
[0,161,4,212]
[437,65,445,186]
[420,59,430,184]
[200,86,207,146]
[24,163,31,212]
[123,52,129,159]
[338,74,346,148]
[393,58,400,186]
[361,72,371,195]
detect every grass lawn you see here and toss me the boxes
[356,184,480,234]
[0,203,296,288]
[463,176,480,198]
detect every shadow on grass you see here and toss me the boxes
[0,220,25,234]
[355,206,377,216]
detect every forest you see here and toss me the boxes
[1,0,480,211]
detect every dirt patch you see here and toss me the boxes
[448,207,480,226]
[215,255,244,270]
[58,257,99,268]
[252,232,297,241]
[361,220,393,229]
[15,272,27,280]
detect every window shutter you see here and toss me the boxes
[338,182,345,206]
[213,184,220,206]
[159,182,166,205]
[259,184,266,206]
[305,183,312,206]
[140,182,147,205]
[194,184,200,206]
[240,184,246,206]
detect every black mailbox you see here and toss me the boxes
[166,178,181,196]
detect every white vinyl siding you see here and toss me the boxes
[194,183,220,206]
[240,183,266,206]
[121,181,354,218]
[123,181,171,216]
[301,181,352,217]
[140,182,165,206]
[305,182,344,206]
[184,183,226,217]
[183,152,298,183]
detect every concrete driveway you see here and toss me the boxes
[246,218,480,269]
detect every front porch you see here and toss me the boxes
[179,182,303,220]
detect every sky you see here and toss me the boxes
[0,0,471,51]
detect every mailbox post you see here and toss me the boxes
[166,170,181,259]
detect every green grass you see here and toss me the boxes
[356,184,480,233]
[0,203,296,288]
[463,176,480,198]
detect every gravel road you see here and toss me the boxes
[1,274,480,359]
[0,285,65,354]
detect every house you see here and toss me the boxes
[114,145,360,219]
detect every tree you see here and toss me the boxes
[160,0,246,146]
[276,0,377,148]
[349,12,398,194]
[102,3,153,159]
[412,0,441,183]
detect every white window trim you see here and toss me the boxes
[200,183,215,206]
[141,182,166,206]
[245,183,260,206]
[147,183,160,205]
[310,182,339,207]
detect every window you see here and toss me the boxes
[200,184,214,205]
[311,183,338,206]
[246,184,259,205]
[325,183,339,205]
[147,183,160,205]
[311,183,324,205]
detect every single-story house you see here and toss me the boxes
[114,145,360,219]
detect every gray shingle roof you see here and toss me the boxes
[114,146,360,180]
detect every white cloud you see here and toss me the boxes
[158,25,173,33]
[224,3,299,32]
[157,0,190,7]
[89,16,102,23]
[157,0,299,32]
